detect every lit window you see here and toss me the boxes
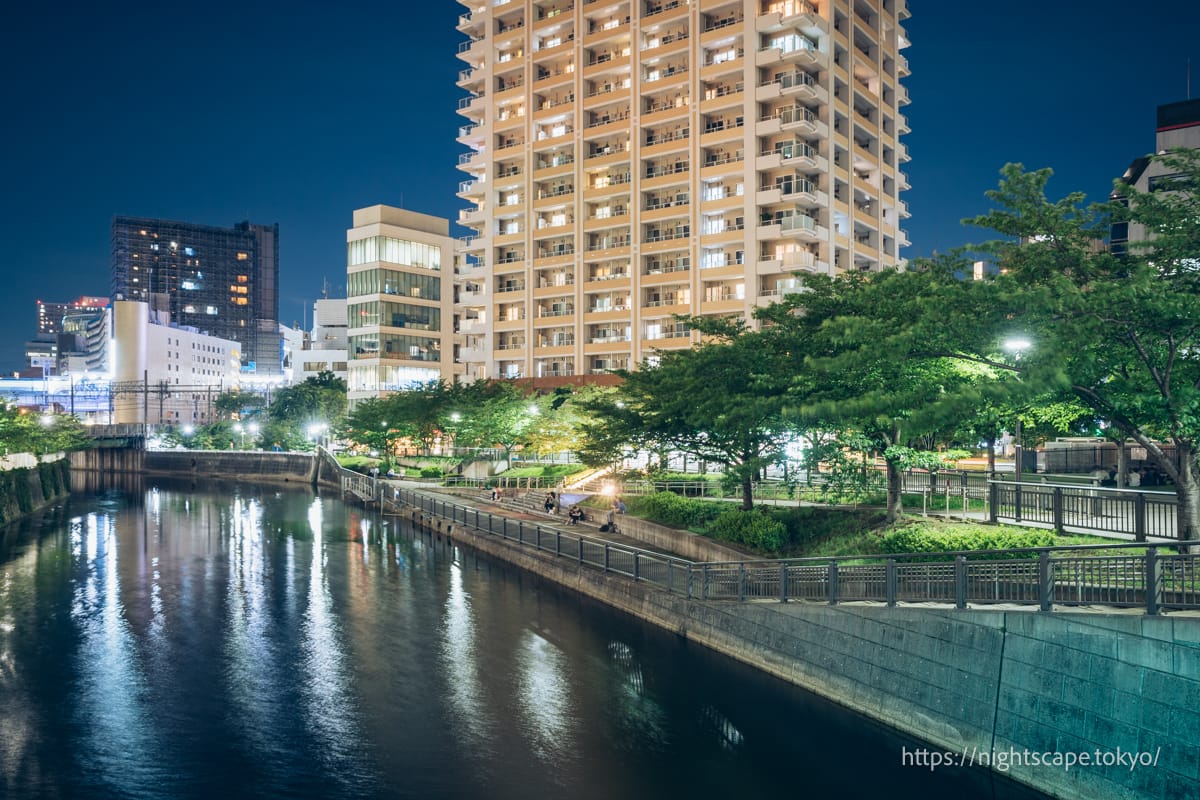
[236,252,249,261]
[237,275,248,283]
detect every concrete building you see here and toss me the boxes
[284,298,349,384]
[111,217,281,375]
[57,304,111,375]
[345,206,457,405]
[110,300,241,426]
[1112,98,1200,253]
[454,0,910,384]
[37,296,108,335]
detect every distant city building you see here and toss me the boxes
[110,300,241,426]
[37,296,108,335]
[346,206,456,405]
[57,305,110,375]
[453,0,911,384]
[111,217,281,374]
[283,298,350,384]
[1112,98,1200,253]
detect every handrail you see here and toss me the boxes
[352,479,1200,615]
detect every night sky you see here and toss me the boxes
[1,1,1196,372]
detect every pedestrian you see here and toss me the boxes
[568,505,583,525]
[616,498,627,514]
[1128,468,1141,488]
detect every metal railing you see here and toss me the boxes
[989,480,1178,541]
[364,477,1200,615]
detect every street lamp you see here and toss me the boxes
[247,422,259,450]
[1003,338,1031,484]
[234,423,244,449]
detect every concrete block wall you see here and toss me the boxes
[996,613,1200,799]
[142,451,317,485]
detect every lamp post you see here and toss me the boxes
[234,423,244,449]
[1003,338,1031,483]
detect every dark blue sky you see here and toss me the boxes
[1,1,1196,371]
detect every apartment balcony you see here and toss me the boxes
[756,36,821,68]
[700,292,744,313]
[584,143,631,168]
[496,338,528,356]
[642,296,691,315]
[457,284,487,304]
[534,2,575,31]
[698,187,743,212]
[456,344,489,364]
[641,28,689,59]
[699,81,745,112]
[584,13,631,44]
[755,71,827,106]
[533,154,576,179]
[457,11,485,37]
[699,222,745,246]
[457,317,486,335]
[584,303,632,321]
[584,270,630,289]
[755,0,823,34]
[586,172,633,198]
[583,207,631,232]
[699,152,745,180]
[583,49,631,78]
[700,50,745,80]
[642,0,688,23]
[533,280,576,299]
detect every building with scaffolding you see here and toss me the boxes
[111,216,281,375]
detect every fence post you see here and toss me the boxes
[634,552,640,582]
[780,561,788,603]
[668,561,674,594]
[988,482,998,523]
[738,563,745,602]
[886,558,897,607]
[518,521,524,545]
[1145,549,1161,615]
[1038,551,1053,612]
[955,556,968,609]
[577,535,583,566]
[1053,487,1064,532]
[1014,482,1023,522]
[702,564,709,599]
[604,543,610,572]
[502,518,508,540]
[1135,493,1147,543]
[555,531,561,556]
[828,561,839,605]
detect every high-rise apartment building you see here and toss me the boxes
[345,206,457,405]
[1111,98,1200,254]
[454,0,909,384]
[111,217,280,374]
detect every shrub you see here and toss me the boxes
[632,491,725,529]
[877,526,1058,560]
[420,467,446,478]
[708,509,787,553]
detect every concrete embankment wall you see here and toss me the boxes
[614,514,748,562]
[139,451,317,485]
[0,457,71,525]
[401,507,1199,800]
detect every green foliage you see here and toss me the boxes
[212,390,265,420]
[630,491,726,529]
[876,526,1058,560]
[0,407,91,456]
[580,327,795,509]
[419,466,446,478]
[708,509,787,552]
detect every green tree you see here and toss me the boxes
[968,151,1200,539]
[451,381,542,468]
[582,321,793,510]
[212,390,265,420]
[760,263,1029,522]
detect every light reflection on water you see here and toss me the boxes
[0,478,1048,800]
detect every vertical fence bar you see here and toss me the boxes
[668,561,674,594]
[604,544,610,573]
[780,561,788,603]
[1053,487,1064,532]
[955,556,968,609]
[738,563,745,602]
[1135,493,1147,543]
[1038,551,1052,612]
[988,482,998,523]
[702,565,709,600]
[1145,549,1161,615]
[518,522,524,545]
[555,531,561,556]
[634,553,640,582]
[829,561,839,605]
[886,558,897,607]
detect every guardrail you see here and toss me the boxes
[989,481,1178,541]
[337,467,1198,615]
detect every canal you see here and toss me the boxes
[0,478,1045,799]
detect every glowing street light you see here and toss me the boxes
[1002,337,1032,484]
